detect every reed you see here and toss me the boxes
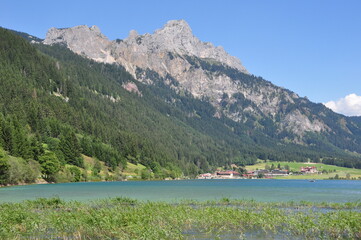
[0,197,360,239]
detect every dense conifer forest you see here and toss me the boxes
[0,28,360,185]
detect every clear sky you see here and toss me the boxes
[1,0,361,114]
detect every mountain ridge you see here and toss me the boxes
[43,20,338,137]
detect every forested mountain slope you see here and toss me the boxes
[0,27,245,182]
[41,21,361,167]
[0,25,361,186]
[43,21,361,150]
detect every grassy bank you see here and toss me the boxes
[0,198,360,239]
[245,161,361,179]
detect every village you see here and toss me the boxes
[197,166,319,179]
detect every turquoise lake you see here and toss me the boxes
[1,179,360,203]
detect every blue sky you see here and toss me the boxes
[1,0,361,113]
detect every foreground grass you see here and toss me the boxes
[0,198,360,239]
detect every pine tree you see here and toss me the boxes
[0,116,13,153]
[0,115,3,148]
[59,129,83,167]
[11,117,31,159]
[80,136,94,157]
[30,135,44,161]
[27,100,41,133]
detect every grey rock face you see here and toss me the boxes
[44,25,115,63]
[281,109,328,135]
[43,20,328,136]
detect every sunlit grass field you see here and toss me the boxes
[245,161,361,179]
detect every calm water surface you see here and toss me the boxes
[1,179,360,203]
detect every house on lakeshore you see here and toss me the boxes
[216,170,241,179]
[197,171,241,179]
[197,173,213,179]
[301,166,318,174]
[243,171,256,178]
[269,169,289,176]
[243,169,290,178]
[243,170,268,178]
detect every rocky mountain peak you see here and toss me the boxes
[43,25,115,63]
[89,25,101,33]
[40,21,342,138]
[44,25,104,44]
[43,20,248,73]
[128,29,139,39]
[154,19,193,38]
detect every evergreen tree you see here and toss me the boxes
[11,117,31,159]
[80,136,94,157]
[0,115,3,148]
[0,116,13,153]
[30,135,44,161]
[59,129,83,167]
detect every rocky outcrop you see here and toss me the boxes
[44,25,116,64]
[44,20,247,74]
[281,109,328,135]
[122,82,142,96]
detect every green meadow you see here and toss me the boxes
[245,161,361,179]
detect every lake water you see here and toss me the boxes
[1,179,360,203]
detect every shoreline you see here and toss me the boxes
[2,177,360,188]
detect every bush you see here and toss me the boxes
[68,166,82,182]
[0,157,10,185]
[38,151,61,182]
[5,156,41,185]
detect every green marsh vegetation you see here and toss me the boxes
[0,197,360,239]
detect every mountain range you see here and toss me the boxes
[1,20,361,184]
[42,20,361,153]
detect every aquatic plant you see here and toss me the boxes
[0,198,360,239]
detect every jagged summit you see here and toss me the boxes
[42,21,326,135]
[127,29,139,39]
[44,20,247,73]
[126,20,192,41]
[120,19,247,72]
[44,25,115,63]
[155,19,193,37]
[126,20,193,43]
[44,25,104,44]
